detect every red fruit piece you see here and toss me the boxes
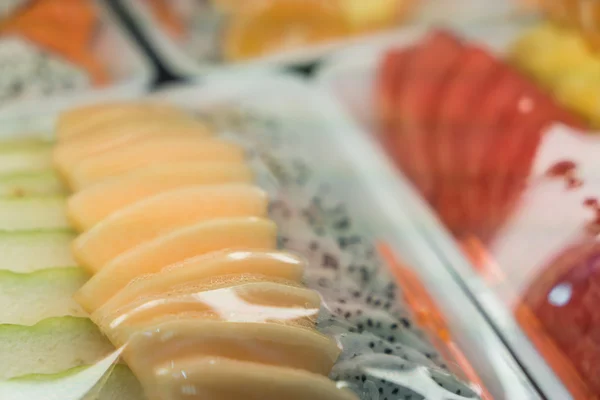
[376,47,416,176]
[457,66,528,239]
[431,45,501,236]
[486,78,580,237]
[526,243,600,396]
[394,30,464,204]
[568,338,600,394]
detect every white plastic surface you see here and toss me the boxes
[315,22,573,400]
[153,74,540,400]
[0,0,155,124]
[119,0,533,79]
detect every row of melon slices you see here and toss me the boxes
[0,103,358,399]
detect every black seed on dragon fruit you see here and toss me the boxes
[331,354,479,400]
[318,301,446,369]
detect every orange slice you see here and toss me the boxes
[223,0,351,62]
[73,217,278,313]
[56,103,192,142]
[53,118,211,179]
[67,162,253,230]
[66,137,245,189]
[94,250,306,317]
[72,184,269,272]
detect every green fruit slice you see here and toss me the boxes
[0,196,68,230]
[0,317,114,380]
[0,229,76,273]
[0,267,88,325]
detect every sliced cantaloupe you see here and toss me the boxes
[67,137,246,190]
[0,170,65,197]
[0,267,88,325]
[74,217,277,313]
[0,317,114,380]
[93,281,321,337]
[56,102,193,142]
[53,118,212,178]
[96,250,306,316]
[3,364,145,400]
[0,229,76,273]
[150,357,357,400]
[0,196,69,230]
[0,145,53,175]
[72,184,268,273]
[67,162,254,230]
[124,319,339,376]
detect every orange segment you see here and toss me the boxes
[73,217,278,313]
[67,162,253,231]
[95,250,306,318]
[66,137,246,189]
[223,0,351,62]
[72,184,269,272]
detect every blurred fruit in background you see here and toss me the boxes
[224,0,413,62]
[145,0,185,39]
[510,22,600,127]
[223,0,351,62]
[0,0,108,104]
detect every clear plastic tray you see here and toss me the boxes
[118,0,531,79]
[0,73,534,399]
[0,0,155,121]
[315,21,579,400]
[152,74,538,399]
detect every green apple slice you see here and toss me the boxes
[0,317,114,380]
[0,267,88,325]
[3,364,146,400]
[0,171,66,197]
[0,196,68,230]
[0,229,76,273]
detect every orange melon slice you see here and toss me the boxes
[67,137,245,190]
[56,103,192,142]
[72,184,268,272]
[96,250,306,317]
[94,281,321,335]
[124,319,340,376]
[149,357,358,400]
[53,118,212,178]
[73,217,277,313]
[67,162,254,231]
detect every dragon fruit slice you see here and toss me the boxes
[0,37,90,105]
[332,354,478,400]
[198,105,479,399]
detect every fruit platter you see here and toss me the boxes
[317,12,600,400]
[0,74,536,399]
[0,0,151,116]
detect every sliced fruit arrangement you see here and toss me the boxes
[0,101,481,399]
[375,29,584,242]
[145,0,415,63]
[0,0,108,105]
[510,21,600,128]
